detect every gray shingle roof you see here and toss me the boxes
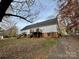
[21,18,57,31]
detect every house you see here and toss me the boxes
[21,18,59,38]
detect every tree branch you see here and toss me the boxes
[0,0,13,22]
[5,13,32,23]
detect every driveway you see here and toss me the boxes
[48,36,79,59]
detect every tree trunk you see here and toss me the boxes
[0,0,13,22]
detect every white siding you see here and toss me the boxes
[26,30,30,34]
[21,30,30,35]
[39,25,58,33]
[23,24,58,34]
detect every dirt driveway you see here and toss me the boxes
[48,36,79,59]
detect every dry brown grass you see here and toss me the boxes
[0,38,57,59]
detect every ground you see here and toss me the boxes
[48,36,79,59]
[0,38,57,59]
[0,37,79,59]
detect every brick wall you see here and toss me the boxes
[43,32,58,38]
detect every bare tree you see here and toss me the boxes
[58,0,79,28]
[0,0,13,22]
[58,0,79,35]
[0,0,42,31]
[0,16,17,30]
[0,0,39,23]
[3,25,18,37]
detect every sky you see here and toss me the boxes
[16,0,58,29]
[0,0,58,31]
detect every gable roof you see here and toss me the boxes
[21,18,57,31]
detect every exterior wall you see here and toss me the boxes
[26,30,30,34]
[21,24,58,38]
[43,32,58,38]
[43,33,48,38]
[39,25,58,33]
[30,24,58,33]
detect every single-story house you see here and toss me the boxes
[21,18,59,38]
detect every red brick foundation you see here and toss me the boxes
[43,32,58,38]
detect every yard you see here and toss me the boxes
[0,38,57,59]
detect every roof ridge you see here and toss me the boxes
[21,18,57,31]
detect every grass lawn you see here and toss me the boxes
[0,38,57,59]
